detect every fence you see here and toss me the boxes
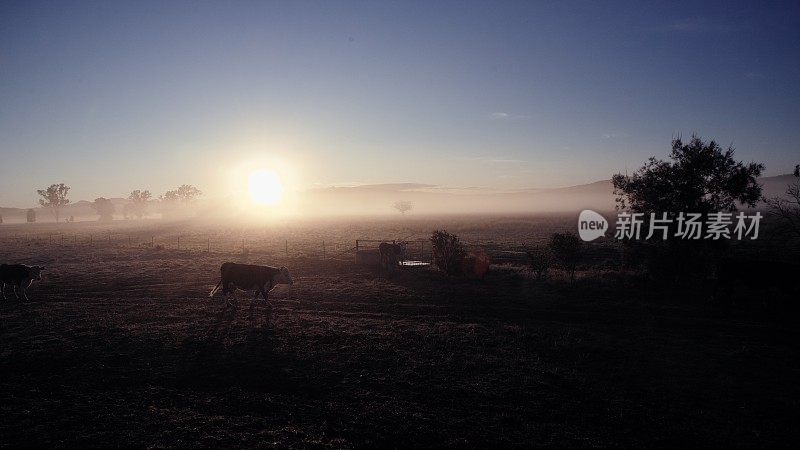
[9,228,789,269]
[0,230,355,260]
[0,229,629,268]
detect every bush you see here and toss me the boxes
[526,246,552,280]
[549,232,582,281]
[430,230,466,275]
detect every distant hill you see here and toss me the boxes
[299,174,798,216]
[1,176,797,220]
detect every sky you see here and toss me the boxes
[1,0,799,208]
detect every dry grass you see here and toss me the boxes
[1,218,798,447]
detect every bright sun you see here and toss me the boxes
[248,169,284,206]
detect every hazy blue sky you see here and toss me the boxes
[1,0,798,207]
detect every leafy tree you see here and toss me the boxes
[161,185,201,204]
[37,183,70,223]
[91,197,115,222]
[128,189,152,219]
[765,164,800,238]
[394,200,413,215]
[549,232,582,281]
[612,135,763,215]
[430,230,466,275]
[177,184,202,203]
[612,136,765,283]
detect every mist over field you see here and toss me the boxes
[2,1,800,447]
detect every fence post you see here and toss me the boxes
[177,236,180,250]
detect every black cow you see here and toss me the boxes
[209,262,293,303]
[713,258,799,306]
[0,264,45,301]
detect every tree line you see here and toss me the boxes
[25,184,202,223]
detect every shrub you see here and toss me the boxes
[549,232,582,281]
[430,230,466,275]
[526,246,552,280]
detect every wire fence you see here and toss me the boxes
[3,227,790,269]
[0,232,625,271]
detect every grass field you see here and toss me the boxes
[1,218,799,447]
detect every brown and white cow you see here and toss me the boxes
[209,262,293,302]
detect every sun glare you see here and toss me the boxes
[248,169,284,206]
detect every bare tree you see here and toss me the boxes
[394,200,413,215]
[765,165,800,238]
[128,189,152,219]
[37,183,70,223]
[91,197,115,222]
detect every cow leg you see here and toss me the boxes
[261,282,272,302]
[249,288,260,313]
[224,284,236,307]
[17,284,28,302]
[209,280,222,298]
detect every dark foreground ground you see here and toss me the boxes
[1,238,799,448]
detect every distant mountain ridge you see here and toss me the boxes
[0,175,796,219]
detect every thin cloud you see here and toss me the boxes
[452,156,527,164]
[743,71,764,80]
[489,158,526,163]
[601,132,628,140]
[490,112,530,120]
[663,17,736,34]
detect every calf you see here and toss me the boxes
[209,262,293,303]
[0,264,45,301]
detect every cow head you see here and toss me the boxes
[30,266,45,280]
[275,266,294,285]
